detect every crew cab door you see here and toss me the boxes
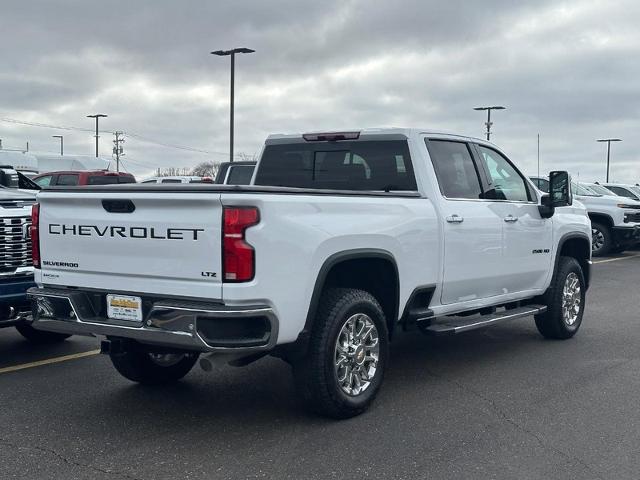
[426,139,504,305]
[474,145,553,292]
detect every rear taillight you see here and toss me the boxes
[31,203,40,268]
[222,207,259,282]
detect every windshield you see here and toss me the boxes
[631,186,640,197]
[587,184,614,196]
[572,182,599,196]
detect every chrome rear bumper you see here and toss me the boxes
[27,287,278,354]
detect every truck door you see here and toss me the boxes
[426,139,505,305]
[474,145,553,293]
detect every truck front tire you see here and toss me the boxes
[293,288,389,419]
[535,256,585,339]
[15,324,71,344]
[591,222,612,257]
[109,347,199,385]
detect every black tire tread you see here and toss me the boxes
[15,323,71,344]
[535,256,585,340]
[591,221,612,257]
[294,287,388,419]
[110,348,199,385]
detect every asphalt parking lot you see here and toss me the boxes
[1,252,640,480]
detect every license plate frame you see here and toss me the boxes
[106,294,143,323]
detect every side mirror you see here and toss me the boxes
[538,194,554,218]
[549,171,572,207]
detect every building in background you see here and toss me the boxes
[0,150,111,174]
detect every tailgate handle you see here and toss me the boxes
[102,199,135,213]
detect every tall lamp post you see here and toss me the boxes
[211,47,255,163]
[474,106,506,141]
[597,138,622,183]
[52,135,64,156]
[87,114,107,157]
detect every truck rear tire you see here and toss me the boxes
[15,324,71,344]
[535,256,585,340]
[293,288,389,419]
[110,347,199,385]
[591,222,612,257]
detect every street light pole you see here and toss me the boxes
[597,138,622,182]
[52,135,64,155]
[473,106,506,141]
[87,114,107,157]
[211,48,255,163]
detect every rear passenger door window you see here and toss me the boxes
[57,174,79,186]
[477,146,531,202]
[426,140,483,199]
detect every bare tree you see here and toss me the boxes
[191,161,219,177]
[236,152,257,162]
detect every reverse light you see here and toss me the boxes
[30,203,40,268]
[222,207,260,282]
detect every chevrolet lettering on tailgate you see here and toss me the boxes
[48,224,204,240]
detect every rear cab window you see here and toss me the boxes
[226,165,255,185]
[254,137,417,191]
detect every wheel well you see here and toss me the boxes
[559,237,591,288]
[588,213,613,228]
[301,253,398,337]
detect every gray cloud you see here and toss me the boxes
[0,0,638,181]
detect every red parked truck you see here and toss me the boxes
[32,170,136,187]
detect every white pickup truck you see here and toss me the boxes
[531,177,640,256]
[28,129,591,418]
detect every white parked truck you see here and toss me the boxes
[28,129,591,418]
[531,177,640,256]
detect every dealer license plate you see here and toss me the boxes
[106,294,142,322]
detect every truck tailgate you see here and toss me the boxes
[36,191,223,299]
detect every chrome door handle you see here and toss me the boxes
[504,215,518,223]
[446,214,464,223]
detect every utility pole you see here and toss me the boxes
[112,131,125,172]
[87,114,108,157]
[473,106,506,141]
[211,47,255,163]
[597,138,622,182]
[52,135,64,155]
[537,134,540,178]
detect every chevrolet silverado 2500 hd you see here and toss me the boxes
[28,129,591,418]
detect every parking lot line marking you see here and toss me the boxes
[593,253,640,265]
[0,349,100,375]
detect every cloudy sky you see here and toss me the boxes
[0,0,638,181]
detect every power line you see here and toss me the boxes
[124,131,228,156]
[0,116,227,156]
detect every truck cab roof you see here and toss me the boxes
[266,128,491,145]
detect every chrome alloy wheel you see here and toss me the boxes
[334,313,380,396]
[148,353,189,367]
[562,272,581,326]
[592,227,605,253]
